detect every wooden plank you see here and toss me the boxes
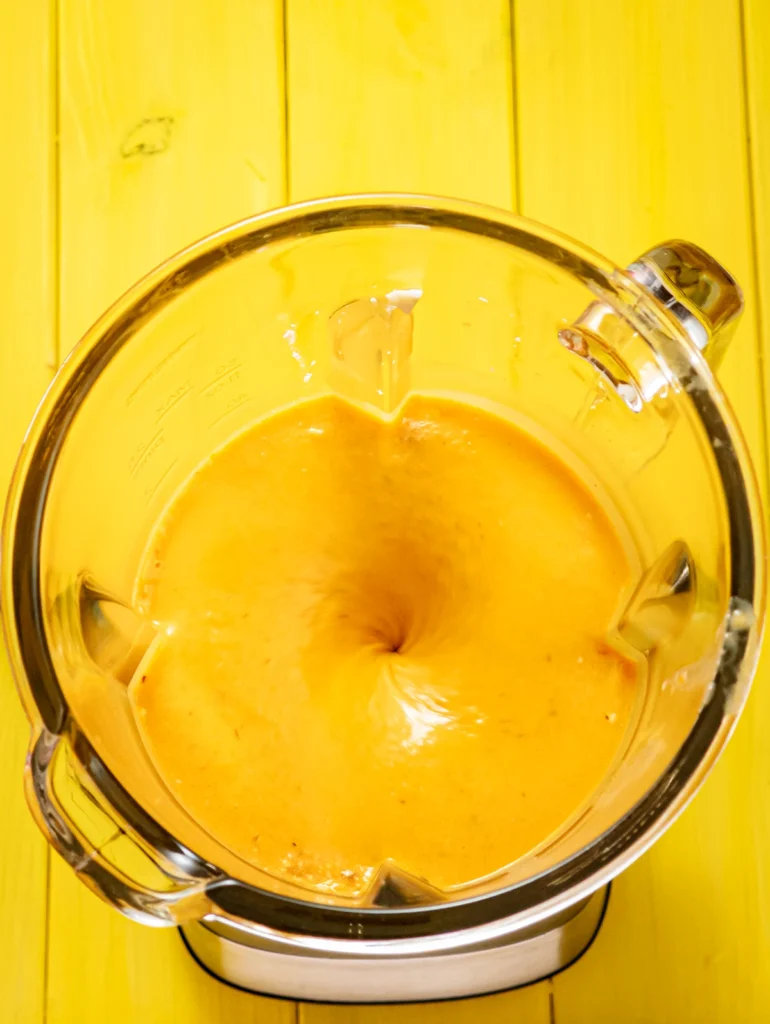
[287,0,515,207]
[50,872,296,1024]
[0,4,56,1023]
[744,0,770,471]
[48,2,293,1022]
[58,0,285,352]
[299,991,553,1024]
[0,11,56,493]
[288,1,548,1019]
[515,1,770,1020]
[736,8,770,1023]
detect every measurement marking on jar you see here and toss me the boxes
[199,358,243,397]
[144,458,179,504]
[129,429,165,478]
[126,333,198,406]
[155,382,193,423]
[203,371,242,400]
[208,393,250,430]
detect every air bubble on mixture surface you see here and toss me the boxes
[329,290,421,413]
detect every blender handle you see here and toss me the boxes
[626,241,744,371]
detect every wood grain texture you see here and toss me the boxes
[58,0,285,352]
[287,0,515,207]
[47,2,291,1022]
[299,991,553,1024]
[515,1,770,1020]
[0,4,55,1023]
[49,872,295,1024]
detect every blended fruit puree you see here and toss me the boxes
[130,393,640,898]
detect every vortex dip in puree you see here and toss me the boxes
[129,393,641,899]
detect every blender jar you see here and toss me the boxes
[2,196,764,1002]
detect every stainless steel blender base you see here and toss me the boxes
[180,886,609,1003]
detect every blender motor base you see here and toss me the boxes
[180,885,609,1004]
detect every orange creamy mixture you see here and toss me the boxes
[130,394,640,897]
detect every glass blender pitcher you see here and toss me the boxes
[2,196,764,1003]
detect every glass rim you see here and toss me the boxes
[2,193,765,940]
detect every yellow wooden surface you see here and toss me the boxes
[745,0,770,441]
[57,0,285,353]
[0,5,55,1024]
[288,0,515,207]
[0,1,768,1021]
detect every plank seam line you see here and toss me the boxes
[548,980,557,1024]
[42,847,50,1024]
[49,0,61,370]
